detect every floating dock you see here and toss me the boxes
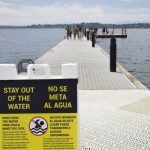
[96,34,127,38]
[36,38,150,150]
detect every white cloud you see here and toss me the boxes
[0,3,105,25]
[0,2,149,25]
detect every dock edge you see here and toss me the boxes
[96,44,149,91]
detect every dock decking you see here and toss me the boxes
[36,39,134,90]
[36,38,150,150]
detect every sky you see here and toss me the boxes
[0,0,150,25]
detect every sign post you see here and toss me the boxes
[0,64,78,150]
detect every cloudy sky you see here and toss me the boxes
[0,0,150,25]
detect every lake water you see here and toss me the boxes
[98,29,150,89]
[0,29,65,64]
[0,28,149,89]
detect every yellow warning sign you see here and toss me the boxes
[0,79,78,150]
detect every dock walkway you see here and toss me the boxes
[36,39,150,150]
[36,39,135,90]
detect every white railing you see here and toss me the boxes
[0,63,78,80]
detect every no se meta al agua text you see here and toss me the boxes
[3,86,73,110]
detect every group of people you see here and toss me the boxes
[85,28,98,41]
[66,25,86,40]
[102,27,109,35]
[66,25,127,40]
[66,25,98,40]
[121,27,127,35]
[102,27,127,35]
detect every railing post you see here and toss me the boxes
[92,32,95,47]
[110,37,117,72]
[87,31,90,41]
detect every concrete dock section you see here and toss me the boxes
[36,39,150,150]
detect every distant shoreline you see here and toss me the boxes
[0,23,150,29]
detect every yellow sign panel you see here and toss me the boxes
[0,79,78,150]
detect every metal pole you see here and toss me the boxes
[85,28,87,37]
[110,37,117,72]
[87,31,89,41]
[92,32,95,47]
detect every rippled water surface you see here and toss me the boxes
[0,29,65,64]
[98,29,150,89]
[0,28,149,89]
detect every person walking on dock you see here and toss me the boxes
[102,27,106,35]
[106,28,109,35]
[78,25,83,40]
[121,27,124,35]
[66,26,69,40]
[73,27,77,40]
[112,27,114,35]
[76,25,80,40]
[121,26,127,35]
[124,27,127,35]
[86,28,90,40]
[66,26,72,40]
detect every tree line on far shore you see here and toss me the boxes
[0,23,150,29]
